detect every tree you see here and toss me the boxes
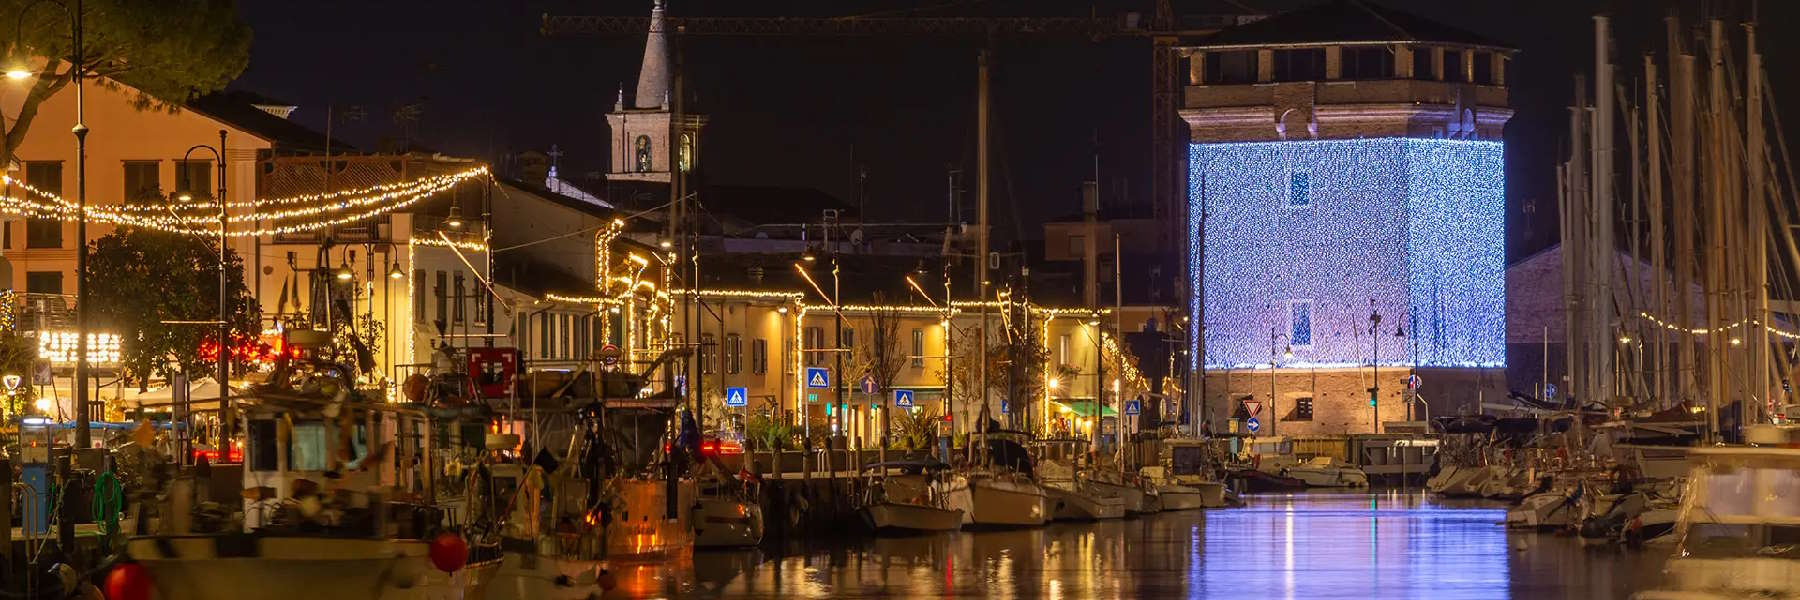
[85,227,258,386]
[0,0,252,165]
[852,298,906,446]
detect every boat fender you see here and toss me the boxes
[429,531,470,573]
[104,563,154,600]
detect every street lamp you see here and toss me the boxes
[7,0,89,446]
[387,260,404,280]
[1368,302,1406,434]
[445,202,464,229]
[180,132,231,449]
[1268,327,1292,436]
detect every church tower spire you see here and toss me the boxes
[633,0,669,109]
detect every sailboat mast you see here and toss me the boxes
[1645,54,1666,407]
[1669,17,1697,412]
[1746,21,1769,425]
[1593,15,1616,409]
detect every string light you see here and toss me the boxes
[412,236,488,253]
[1191,138,1505,369]
[1634,310,1799,340]
[107,165,488,211]
[0,166,489,237]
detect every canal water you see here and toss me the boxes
[607,491,1671,599]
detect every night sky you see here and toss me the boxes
[232,0,1800,261]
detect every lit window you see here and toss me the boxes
[1290,301,1313,346]
[911,328,924,368]
[1288,171,1311,207]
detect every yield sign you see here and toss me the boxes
[1242,398,1262,418]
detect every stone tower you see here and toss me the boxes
[606,0,706,186]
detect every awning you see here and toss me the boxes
[1054,400,1116,418]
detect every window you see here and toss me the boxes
[538,314,550,359]
[805,327,824,366]
[1203,50,1256,85]
[473,287,488,326]
[25,162,62,249]
[842,327,855,363]
[249,420,278,471]
[3,221,10,250]
[911,328,924,368]
[753,339,769,375]
[413,270,426,321]
[1058,334,1071,366]
[1339,46,1393,80]
[123,161,161,203]
[560,314,572,359]
[289,420,328,471]
[783,339,795,374]
[726,333,742,375]
[700,333,717,374]
[634,135,652,173]
[1443,50,1465,83]
[574,316,587,357]
[1293,397,1315,421]
[452,272,466,324]
[175,160,211,199]
[1290,300,1313,346]
[24,271,61,295]
[1271,49,1325,82]
[1472,51,1494,85]
[434,271,447,326]
[1412,47,1435,80]
[1287,172,1311,207]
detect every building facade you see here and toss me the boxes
[1180,1,1513,434]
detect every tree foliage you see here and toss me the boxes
[85,227,258,384]
[0,0,251,163]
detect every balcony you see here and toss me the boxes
[1184,79,1508,111]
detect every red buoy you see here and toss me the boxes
[428,532,470,573]
[104,563,154,600]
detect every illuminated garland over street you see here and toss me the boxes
[0,165,489,237]
[1634,311,1799,341]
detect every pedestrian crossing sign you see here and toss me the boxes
[725,387,747,407]
[806,367,831,389]
[894,389,914,408]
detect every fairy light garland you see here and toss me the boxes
[1634,311,1799,340]
[0,165,489,237]
[111,165,486,211]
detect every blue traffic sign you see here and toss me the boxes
[893,389,914,408]
[1123,399,1141,415]
[806,367,831,389]
[1246,416,1261,433]
[724,387,748,407]
[859,375,877,395]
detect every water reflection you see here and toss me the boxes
[623,492,1667,599]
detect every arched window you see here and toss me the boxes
[634,135,652,172]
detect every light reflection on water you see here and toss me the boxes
[625,491,1669,599]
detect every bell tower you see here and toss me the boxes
[606,0,705,185]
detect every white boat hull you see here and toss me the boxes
[1088,480,1149,514]
[1507,492,1574,530]
[862,502,966,532]
[1046,485,1125,521]
[1286,466,1369,488]
[692,497,764,548]
[125,536,494,600]
[1158,482,1227,510]
[966,477,1049,527]
[483,552,604,600]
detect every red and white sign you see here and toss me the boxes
[1242,398,1262,417]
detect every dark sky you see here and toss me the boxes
[233,0,1800,260]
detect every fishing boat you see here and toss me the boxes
[1154,438,1241,508]
[119,330,500,600]
[1033,440,1125,520]
[1282,456,1369,488]
[1633,444,1800,599]
[859,461,967,532]
[959,431,1051,527]
[692,466,764,548]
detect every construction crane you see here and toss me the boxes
[540,3,1251,256]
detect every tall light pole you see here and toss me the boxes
[6,5,87,444]
[1268,327,1292,436]
[1368,301,1404,435]
[179,132,229,446]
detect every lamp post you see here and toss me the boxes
[1268,327,1293,436]
[1368,302,1405,435]
[178,131,229,447]
[5,0,92,447]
